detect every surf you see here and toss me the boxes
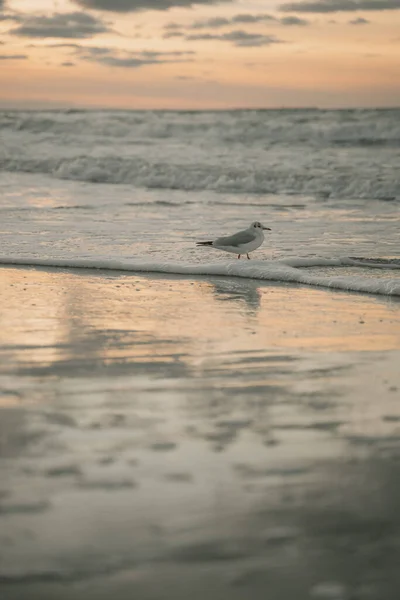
[0,256,399,297]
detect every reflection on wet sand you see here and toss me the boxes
[210,278,262,312]
[0,266,400,599]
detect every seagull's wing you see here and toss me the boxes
[215,229,257,248]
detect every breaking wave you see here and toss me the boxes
[1,109,400,146]
[1,108,399,200]
[0,155,399,200]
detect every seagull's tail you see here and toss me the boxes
[196,241,213,246]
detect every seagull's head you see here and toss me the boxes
[251,221,271,231]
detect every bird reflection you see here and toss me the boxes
[209,278,262,312]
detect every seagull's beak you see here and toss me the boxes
[262,226,271,230]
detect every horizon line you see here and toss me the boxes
[1,105,399,112]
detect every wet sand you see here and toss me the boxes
[1,266,400,600]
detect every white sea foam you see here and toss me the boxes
[281,257,400,270]
[2,109,400,145]
[0,155,398,200]
[1,257,399,297]
[1,109,399,200]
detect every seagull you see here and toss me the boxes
[196,221,271,260]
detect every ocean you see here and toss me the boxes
[0,108,399,295]
[1,109,400,599]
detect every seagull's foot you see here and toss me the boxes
[247,254,251,260]
[237,254,241,259]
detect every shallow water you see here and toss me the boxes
[1,268,400,599]
[1,108,400,599]
[1,173,399,297]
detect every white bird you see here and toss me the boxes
[196,221,271,260]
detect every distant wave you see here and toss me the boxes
[1,109,400,146]
[1,109,400,200]
[1,156,399,201]
[0,257,399,297]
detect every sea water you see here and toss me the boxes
[0,108,399,294]
[1,109,400,597]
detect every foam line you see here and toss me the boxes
[1,257,399,297]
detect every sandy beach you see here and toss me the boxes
[1,266,400,600]
[1,3,400,595]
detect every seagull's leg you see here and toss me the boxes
[247,254,250,260]
[237,254,241,259]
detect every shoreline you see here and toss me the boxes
[0,265,399,353]
[1,267,400,599]
[0,259,399,298]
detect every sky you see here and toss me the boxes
[0,0,399,109]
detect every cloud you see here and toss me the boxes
[92,55,160,67]
[166,13,309,32]
[349,16,370,21]
[186,30,284,47]
[48,43,83,49]
[280,16,309,24]
[33,41,195,69]
[279,0,400,13]
[163,31,184,38]
[190,17,231,29]
[189,14,278,28]
[0,13,22,22]
[45,43,109,53]
[47,43,111,54]
[232,14,276,24]
[0,53,28,59]
[9,12,110,39]
[74,0,229,12]
[79,46,195,68]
